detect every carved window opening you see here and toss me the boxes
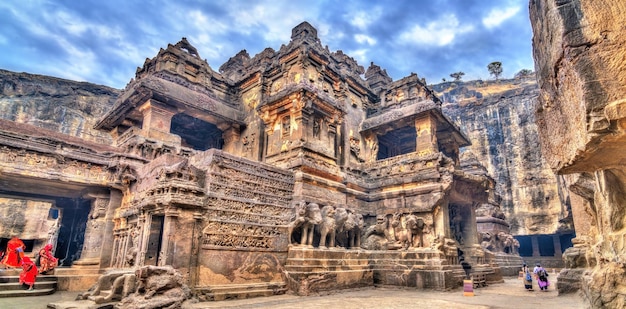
[170,113,224,150]
[376,126,416,160]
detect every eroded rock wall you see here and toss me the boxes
[0,69,119,144]
[530,0,626,307]
[434,79,566,235]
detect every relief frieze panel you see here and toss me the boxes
[0,146,112,184]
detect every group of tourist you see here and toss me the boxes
[0,236,58,290]
[522,262,550,291]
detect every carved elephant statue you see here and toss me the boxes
[347,213,364,249]
[287,202,322,247]
[406,214,427,248]
[317,205,337,248]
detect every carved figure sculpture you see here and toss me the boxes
[116,265,191,309]
[480,232,496,252]
[347,213,364,249]
[406,214,427,248]
[317,205,337,248]
[362,215,390,250]
[391,212,411,250]
[336,209,356,248]
[512,238,520,255]
[334,207,350,237]
[77,270,136,304]
[287,202,322,247]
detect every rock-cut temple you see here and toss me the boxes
[0,22,522,300]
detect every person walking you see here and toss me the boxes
[533,263,550,291]
[19,256,38,290]
[522,263,533,291]
[1,235,25,268]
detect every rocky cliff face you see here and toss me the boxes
[530,0,626,307]
[433,78,568,235]
[0,69,119,144]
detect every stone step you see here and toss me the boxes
[0,287,56,297]
[0,275,59,283]
[0,280,57,291]
[194,282,287,302]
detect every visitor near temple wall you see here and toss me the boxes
[522,263,533,291]
[533,263,549,291]
[38,243,58,274]
[19,256,38,290]
[1,235,26,268]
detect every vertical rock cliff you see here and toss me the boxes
[530,0,626,307]
[0,69,119,144]
[433,78,568,235]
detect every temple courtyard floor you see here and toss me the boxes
[0,276,584,309]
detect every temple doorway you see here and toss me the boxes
[144,215,165,266]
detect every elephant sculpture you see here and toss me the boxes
[406,214,427,248]
[317,205,337,248]
[347,213,364,248]
[287,202,322,247]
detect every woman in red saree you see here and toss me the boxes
[19,256,38,290]
[1,236,25,268]
[38,244,58,274]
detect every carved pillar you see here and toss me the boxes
[415,114,438,156]
[219,123,240,154]
[189,212,203,287]
[159,208,180,266]
[73,191,111,268]
[531,235,540,257]
[138,99,181,144]
[553,235,563,259]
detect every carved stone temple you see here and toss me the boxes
[0,22,514,301]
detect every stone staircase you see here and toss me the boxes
[194,282,288,301]
[0,269,57,297]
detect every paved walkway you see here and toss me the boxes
[0,277,585,309]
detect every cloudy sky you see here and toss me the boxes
[0,0,534,89]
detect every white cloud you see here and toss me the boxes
[348,49,369,64]
[354,34,376,46]
[347,8,382,30]
[482,6,521,29]
[398,14,474,47]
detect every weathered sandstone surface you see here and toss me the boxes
[0,69,119,144]
[530,0,626,307]
[433,78,566,235]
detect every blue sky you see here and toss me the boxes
[0,0,534,89]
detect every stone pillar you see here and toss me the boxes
[531,236,540,257]
[219,124,240,154]
[73,191,110,268]
[159,208,180,266]
[138,99,181,144]
[415,115,438,156]
[553,235,563,259]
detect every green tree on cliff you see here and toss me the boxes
[514,69,534,79]
[450,72,465,81]
[487,61,503,80]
